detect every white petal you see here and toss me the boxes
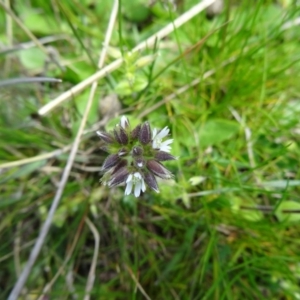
[125,181,133,195]
[96,131,107,139]
[120,116,129,129]
[156,127,169,139]
[152,140,158,148]
[152,128,158,139]
[141,178,146,192]
[126,174,133,183]
[134,172,142,179]
[134,181,142,197]
[160,146,170,152]
[162,139,173,146]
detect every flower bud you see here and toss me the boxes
[118,148,127,157]
[147,160,173,179]
[143,172,159,193]
[132,146,143,156]
[154,151,176,161]
[139,122,151,145]
[120,116,130,129]
[101,154,120,171]
[108,167,129,187]
[131,124,141,139]
[134,157,145,168]
[111,159,127,175]
[96,131,115,144]
[114,126,129,145]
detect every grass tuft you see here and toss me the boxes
[1,0,300,299]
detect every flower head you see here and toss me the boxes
[97,116,176,197]
[152,127,173,152]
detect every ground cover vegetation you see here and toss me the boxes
[1,0,300,299]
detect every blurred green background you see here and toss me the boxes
[1,0,300,299]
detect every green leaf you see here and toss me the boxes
[123,1,150,23]
[132,77,148,92]
[198,119,240,148]
[230,197,263,222]
[114,80,133,96]
[18,48,46,70]
[275,201,300,223]
[73,89,99,133]
[24,12,59,35]
[115,77,148,96]
[66,62,95,82]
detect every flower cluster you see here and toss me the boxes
[97,116,176,197]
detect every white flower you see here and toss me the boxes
[120,116,129,129]
[152,126,173,152]
[125,172,146,197]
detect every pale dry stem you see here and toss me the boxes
[84,218,100,300]
[0,145,71,170]
[125,264,152,300]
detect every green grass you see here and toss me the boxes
[1,0,300,299]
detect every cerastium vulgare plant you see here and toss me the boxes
[97,116,176,197]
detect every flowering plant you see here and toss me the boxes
[97,116,176,197]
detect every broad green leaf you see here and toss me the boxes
[132,77,148,92]
[66,62,95,82]
[198,119,240,148]
[24,12,59,35]
[115,77,148,96]
[19,48,46,70]
[123,1,150,23]
[275,201,300,223]
[114,80,133,96]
